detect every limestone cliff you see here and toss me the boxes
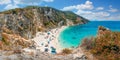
[0,6,89,39]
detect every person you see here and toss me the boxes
[44,48,48,52]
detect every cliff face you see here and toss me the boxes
[0,6,89,39]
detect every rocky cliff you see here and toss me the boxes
[81,26,120,60]
[0,6,89,39]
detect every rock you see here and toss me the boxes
[98,26,108,31]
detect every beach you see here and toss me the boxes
[32,26,67,53]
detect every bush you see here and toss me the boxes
[62,48,72,54]
[81,29,120,60]
[81,37,95,50]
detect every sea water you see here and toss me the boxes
[59,21,120,48]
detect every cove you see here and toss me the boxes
[59,21,120,48]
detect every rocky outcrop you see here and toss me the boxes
[97,26,110,38]
[81,26,120,60]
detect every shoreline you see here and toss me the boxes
[32,26,67,53]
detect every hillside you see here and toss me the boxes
[81,26,120,60]
[0,6,89,60]
[1,26,120,60]
[0,6,89,40]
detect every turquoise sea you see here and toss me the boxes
[59,21,120,48]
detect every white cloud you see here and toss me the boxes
[3,0,54,10]
[13,0,41,5]
[0,0,54,5]
[75,9,110,20]
[96,7,104,10]
[62,0,94,11]
[13,0,54,5]
[62,0,117,20]
[43,0,54,2]
[76,10,92,15]
[4,4,19,10]
[76,1,94,10]
[62,6,76,11]
[62,0,120,20]
[95,12,110,17]
[76,10,120,20]
[108,8,118,12]
[106,14,120,20]
[108,5,118,12]
[0,0,11,5]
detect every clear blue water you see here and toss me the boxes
[59,21,120,48]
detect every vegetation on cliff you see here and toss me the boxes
[81,26,120,60]
[0,33,32,51]
[0,6,89,39]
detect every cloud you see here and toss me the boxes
[62,0,111,20]
[62,6,76,11]
[62,0,94,11]
[76,10,120,20]
[43,0,54,2]
[0,0,11,5]
[108,9,118,12]
[108,8,118,12]
[76,10,110,20]
[76,1,94,10]
[14,0,41,5]
[76,10,92,15]
[106,14,120,20]
[108,5,118,12]
[62,1,120,20]
[0,0,54,5]
[13,0,54,5]
[2,0,54,10]
[96,7,104,10]
[95,12,110,17]
[4,4,19,10]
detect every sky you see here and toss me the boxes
[0,0,120,21]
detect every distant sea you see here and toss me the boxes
[59,21,120,48]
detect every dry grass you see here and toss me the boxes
[0,33,31,51]
[62,48,72,55]
[81,27,120,60]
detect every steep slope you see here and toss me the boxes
[81,26,120,60]
[0,6,89,39]
[0,33,32,51]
